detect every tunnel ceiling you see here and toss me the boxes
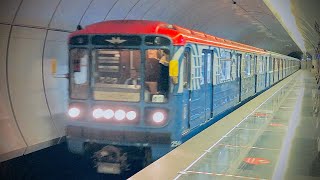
[0,0,302,56]
[291,0,320,58]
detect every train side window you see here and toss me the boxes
[219,49,232,83]
[219,49,232,82]
[258,56,264,73]
[236,53,242,78]
[183,49,190,88]
[265,56,268,72]
[244,54,251,76]
[213,51,219,85]
[258,56,262,73]
[220,59,231,82]
[206,52,212,83]
[269,57,272,71]
[252,55,256,75]
[201,52,205,85]
[231,52,237,80]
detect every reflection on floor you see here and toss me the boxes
[177,71,320,180]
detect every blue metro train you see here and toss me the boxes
[65,20,300,174]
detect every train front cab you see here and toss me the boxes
[66,35,189,172]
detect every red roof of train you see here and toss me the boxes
[70,20,267,54]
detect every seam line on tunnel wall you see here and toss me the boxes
[5,0,28,153]
[173,71,300,180]
[0,22,72,33]
[47,0,63,28]
[103,0,121,21]
[78,0,94,27]
[41,29,61,144]
[124,0,142,19]
[45,0,65,145]
[140,0,161,20]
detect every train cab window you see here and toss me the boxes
[144,49,170,103]
[70,48,89,99]
[92,49,142,102]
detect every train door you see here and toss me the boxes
[202,50,213,122]
[182,47,205,129]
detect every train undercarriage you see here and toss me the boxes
[73,142,152,174]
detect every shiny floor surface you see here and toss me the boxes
[131,70,320,180]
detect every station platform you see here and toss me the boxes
[130,70,320,180]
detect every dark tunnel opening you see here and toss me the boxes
[288,51,303,60]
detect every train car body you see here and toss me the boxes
[66,20,300,174]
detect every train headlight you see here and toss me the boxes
[103,109,114,119]
[145,108,168,126]
[152,112,165,123]
[126,111,137,121]
[115,110,126,121]
[92,108,104,119]
[68,107,80,118]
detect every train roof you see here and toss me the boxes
[70,20,298,58]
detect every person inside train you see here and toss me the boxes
[157,50,169,96]
[125,69,140,85]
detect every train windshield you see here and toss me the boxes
[92,49,142,102]
[69,47,170,103]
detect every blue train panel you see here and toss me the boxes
[241,76,255,100]
[256,73,267,92]
[212,80,240,117]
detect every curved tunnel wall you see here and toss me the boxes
[0,0,301,162]
[0,0,71,161]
